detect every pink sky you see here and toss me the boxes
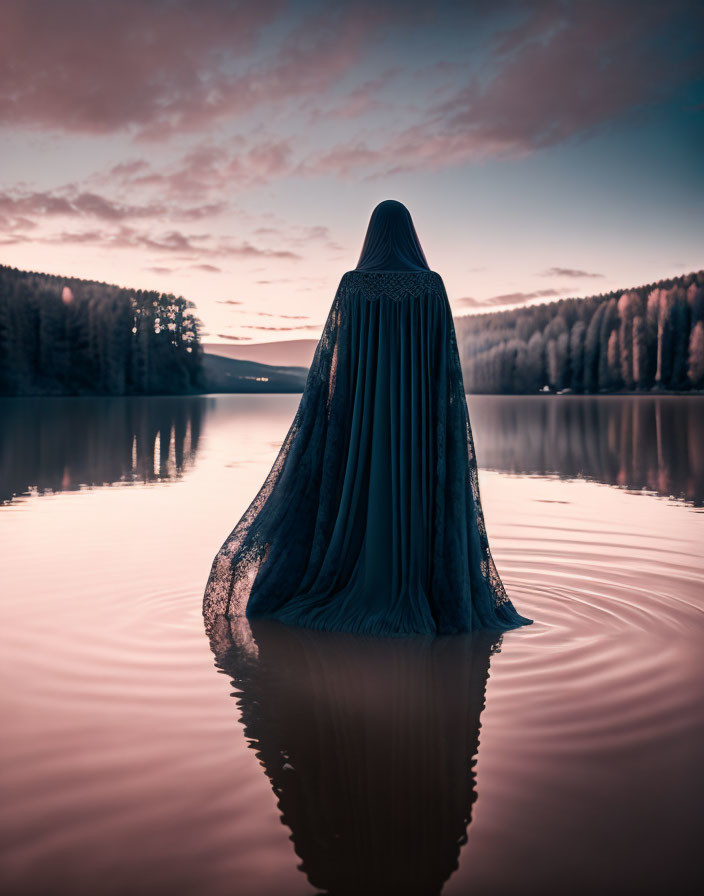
[1,0,702,342]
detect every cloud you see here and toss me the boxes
[46,229,106,245]
[298,142,383,179]
[117,139,295,198]
[242,324,321,331]
[16,219,302,263]
[224,306,310,319]
[192,263,222,273]
[215,334,253,342]
[0,0,282,135]
[541,267,604,278]
[254,312,309,320]
[144,261,221,274]
[0,186,226,239]
[7,148,342,263]
[251,221,344,252]
[220,242,299,261]
[455,287,567,309]
[2,0,700,305]
[485,288,564,306]
[119,229,205,254]
[306,70,398,122]
[299,1,704,178]
[216,300,243,306]
[108,159,151,179]
[0,2,394,138]
[4,1,697,189]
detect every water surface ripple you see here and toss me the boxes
[0,395,701,895]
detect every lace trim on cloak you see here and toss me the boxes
[338,270,445,301]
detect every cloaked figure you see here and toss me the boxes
[204,200,531,635]
[208,616,500,895]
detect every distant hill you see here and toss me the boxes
[204,339,318,369]
[202,353,308,393]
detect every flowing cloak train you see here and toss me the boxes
[203,270,531,636]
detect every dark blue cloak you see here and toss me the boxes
[204,202,531,636]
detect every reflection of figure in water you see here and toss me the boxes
[208,616,500,896]
[205,200,530,635]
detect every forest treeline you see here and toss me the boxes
[3,263,703,397]
[0,265,203,396]
[454,270,704,394]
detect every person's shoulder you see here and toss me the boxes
[425,270,447,292]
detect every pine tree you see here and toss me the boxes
[569,320,585,392]
[688,321,704,388]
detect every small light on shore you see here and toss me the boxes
[62,286,74,305]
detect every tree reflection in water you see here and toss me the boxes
[1,394,701,507]
[470,395,704,506]
[0,396,205,503]
[208,616,500,896]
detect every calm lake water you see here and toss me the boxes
[0,394,702,895]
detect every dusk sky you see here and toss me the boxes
[1,0,702,343]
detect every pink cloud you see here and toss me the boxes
[455,288,567,309]
[105,139,294,199]
[215,334,253,342]
[255,312,309,320]
[0,2,389,139]
[0,0,286,135]
[306,70,398,122]
[0,186,223,225]
[242,324,321,331]
[4,2,696,181]
[224,309,310,319]
[192,263,222,273]
[541,267,604,279]
[34,225,301,262]
[299,1,704,178]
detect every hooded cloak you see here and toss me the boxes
[204,201,531,636]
